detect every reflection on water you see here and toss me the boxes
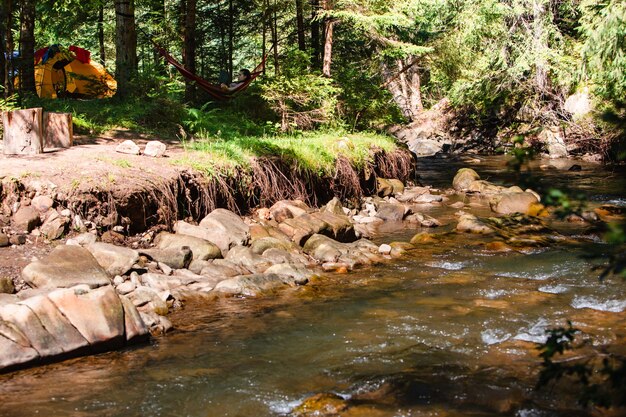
[1,156,625,417]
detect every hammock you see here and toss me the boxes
[154,43,268,101]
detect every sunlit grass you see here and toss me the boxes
[177,130,398,176]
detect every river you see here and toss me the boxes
[1,156,625,416]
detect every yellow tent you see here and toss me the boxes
[20,45,116,99]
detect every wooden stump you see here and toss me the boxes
[1,108,44,155]
[44,112,73,149]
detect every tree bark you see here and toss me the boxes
[382,58,422,122]
[114,0,138,97]
[295,0,306,51]
[228,0,234,77]
[310,0,320,68]
[182,0,196,103]
[98,3,106,65]
[322,20,334,77]
[271,0,279,75]
[18,0,35,94]
[533,0,549,94]
[2,0,13,97]
[149,0,166,72]
[0,3,6,95]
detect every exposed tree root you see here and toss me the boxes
[2,148,416,235]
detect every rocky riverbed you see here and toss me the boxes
[0,164,622,374]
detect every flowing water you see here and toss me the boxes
[1,157,625,417]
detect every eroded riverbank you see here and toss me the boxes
[0,154,625,416]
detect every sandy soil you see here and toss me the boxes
[0,131,188,285]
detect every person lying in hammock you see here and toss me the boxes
[220,69,251,91]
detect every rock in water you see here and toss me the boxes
[490,192,539,215]
[452,168,480,191]
[22,245,111,289]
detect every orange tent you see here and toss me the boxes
[18,45,117,99]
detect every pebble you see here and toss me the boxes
[378,244,392,255]
[61,209,72,217]
[113,275,125,285]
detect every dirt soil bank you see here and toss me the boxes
[0,134,416,283]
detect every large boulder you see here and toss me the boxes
[40,213,68,240]
[139,247,192,270]
[278,214,327,246]
[177,209,250,255]
[47,285,125,349]
[375,202,406,222]
[311,211,356,242]
[490,192,539,215]
[456,213,495,234]
[0,303,68,358]
[302,234,345,263]
[453,168,481,191]
[538,127,568,159]
[250,237,298,255]
[154,232,221,261]
[87,242,139,277]
[12,206,41,232]
[0,285,148,372]
[17,295,89,353]
[22,245,111,289]
[268,200,310,222]
[224,246,272,273]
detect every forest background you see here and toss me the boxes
[0,0,624,160]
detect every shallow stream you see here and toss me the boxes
[1,156,625,417]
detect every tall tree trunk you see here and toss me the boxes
[382,58,422,122]
[228,0,234,77]
[271,0,279,75]
[321,0,333,77]
[114,0,138,97]
[310,0,320,68]
[2,0,13,97]
[18,0,35,94]
[295,0,306,51]
[321,20,334,77]
[262,0,267,74]
[533,0,549,94]
[182,0,196,102]
[0,3,6,95]
[98,3,106,65]
[149,0,166,72]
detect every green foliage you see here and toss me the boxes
[21,95,185,136]
[260,50,341,132]
[580,0,626,103]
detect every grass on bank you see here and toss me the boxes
[20,95,400,176]
[175,130,398,177]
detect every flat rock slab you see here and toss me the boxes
[0,303,66,358]
[18,295,89,354]
[0,285,148,373]
[22,245,111,289]
[47,286,125,350]
[87,242,139,277]
[214,273,290,297]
